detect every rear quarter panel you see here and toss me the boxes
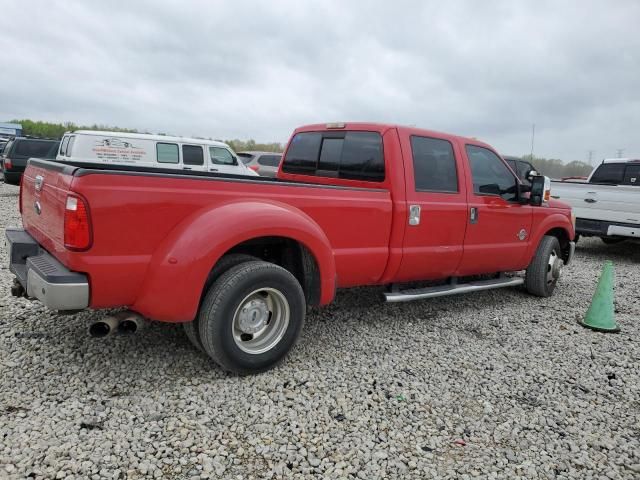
[67,172,393,321]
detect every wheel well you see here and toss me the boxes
[219,236,321,305]
[545,228,571,261]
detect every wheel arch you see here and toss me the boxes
[132,200,336,322]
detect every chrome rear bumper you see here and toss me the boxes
[6,228,89,310]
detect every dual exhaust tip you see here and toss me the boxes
[89,311,146,338]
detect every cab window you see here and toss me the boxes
[282,131,384,182]
[60,136,70,157]
[157,143,179,164]
[410,136,458,192]
[182,145,204,166]
[209,147,236,165]
[466,145,518,201]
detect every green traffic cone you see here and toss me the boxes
[578,261,619,333]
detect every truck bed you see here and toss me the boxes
[20,159,395,320]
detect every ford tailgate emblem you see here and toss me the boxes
[35,175,44,192]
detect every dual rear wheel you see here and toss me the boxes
[183,256,305,374]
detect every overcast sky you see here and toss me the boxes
[2,1,638,161]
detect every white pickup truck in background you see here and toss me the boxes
[551,158,639,243]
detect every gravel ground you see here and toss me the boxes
[1,180,639,480]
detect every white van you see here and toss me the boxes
[57,130,258,176]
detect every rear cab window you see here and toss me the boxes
[282,131,384,182]
[14,140,57,158]
[590,163,625,184]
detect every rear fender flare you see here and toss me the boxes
[132,200,336,322]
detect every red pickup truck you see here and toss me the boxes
[7,123,575,373]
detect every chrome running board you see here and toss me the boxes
[384,276,524,303]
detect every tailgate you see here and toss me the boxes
[21,160,77,258]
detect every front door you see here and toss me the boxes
[396,134,468,282]
[208,146,242,174]
[458,144,533,276]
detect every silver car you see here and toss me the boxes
[237,151,282,177]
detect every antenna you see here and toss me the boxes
[530,124,535,159]
[588,150,594,166]
[616,148,624,158]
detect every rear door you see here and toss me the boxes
[396,133,468,282]
[458,144,533,275]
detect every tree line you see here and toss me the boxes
[8,119,594,176]
[521,154,593,179]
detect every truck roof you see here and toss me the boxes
[294,122,492,148]
[601,158,640,164]
[70,130,230,148]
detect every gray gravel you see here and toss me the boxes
[1,179,639,479]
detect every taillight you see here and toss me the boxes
[18,183,23,213]
[5,158,12,169]
[64,194,92,250]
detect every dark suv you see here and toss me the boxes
[1,138,60,185]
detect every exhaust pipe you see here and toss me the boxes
[116,311,146,335]
[89,315,120,338]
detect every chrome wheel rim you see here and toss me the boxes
[547,249,562,285]
[232,288,290,355]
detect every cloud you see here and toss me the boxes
[1,0,639,161]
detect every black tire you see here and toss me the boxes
[525,235,562,297]
[601,237,624,245]
[182,254,257,352]
[198,261,305,374]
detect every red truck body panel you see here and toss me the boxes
[19,123,574,322]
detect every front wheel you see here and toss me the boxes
[525,235,563,297]
[198,261,305,374]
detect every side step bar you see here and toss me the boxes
[384,276,524,303]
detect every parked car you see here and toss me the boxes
[1,137,60,185]
[551,158,639,243]
[57,131,257,176]
[504,156,538,185]
[237,151,282,177]
[7,122,574,374]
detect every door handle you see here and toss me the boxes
[183,167,192,171]
[409,205,421,225]
[470,207,479,224]
[584,198,597,203]
[209,168,218,172]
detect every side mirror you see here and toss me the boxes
[530,175,551,206]
[525,169,539,182]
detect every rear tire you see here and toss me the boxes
[183,254,257,352]
[525,235,562,297]
[198,261,305,374]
